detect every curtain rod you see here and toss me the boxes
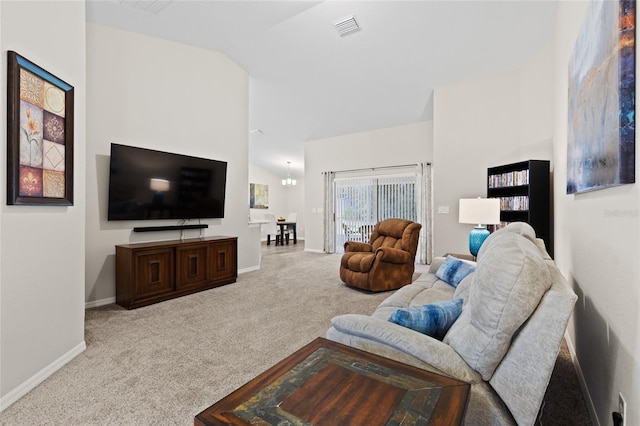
[323,162,431,174]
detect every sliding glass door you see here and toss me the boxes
[334,174,417,252]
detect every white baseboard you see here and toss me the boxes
[0,341,86,412]
[564,331,599,426]
[304,248,324,253]
[85,297,116,309]
[239,265,260,274]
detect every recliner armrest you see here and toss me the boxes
[428,256,447,274]
[344,241,372,253]
[375,246,412,264]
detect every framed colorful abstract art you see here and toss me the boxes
[249,183,269,209]
[567,0,635,194]
[7,51,74,205]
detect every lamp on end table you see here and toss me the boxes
[459,197,501,258]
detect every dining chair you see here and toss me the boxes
[283,213,297,241]
[264,214,282,246]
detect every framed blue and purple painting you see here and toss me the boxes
[567,0,635,194]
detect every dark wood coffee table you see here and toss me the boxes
[195,337,470,425]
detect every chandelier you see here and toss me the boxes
[282,161,296,187]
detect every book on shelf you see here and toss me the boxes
[499,196,529,211]
[488,169,529,188]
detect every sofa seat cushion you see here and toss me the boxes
[373,277,456,324]
[376,276,455,310]
[341,252,376,273]
[445,231,552,380]
[407,284,456,306]
[412,270,441,286]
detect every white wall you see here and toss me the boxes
[249,162,305,240]
[554,2,640,425]
[85,24,255,305]
[304,121,433,252]
[432,47,554,256]
[0,0,86,409]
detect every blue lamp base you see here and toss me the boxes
[469,226,490,257]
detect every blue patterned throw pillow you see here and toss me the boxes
[436,256,476,287]
[388,298,464,340]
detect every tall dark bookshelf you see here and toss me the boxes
[487,160,552,257]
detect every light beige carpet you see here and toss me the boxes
[1,244,590,425]
[1,247,391,425]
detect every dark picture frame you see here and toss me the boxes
[7,51,74,205]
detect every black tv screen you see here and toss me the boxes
[108,143,227,221]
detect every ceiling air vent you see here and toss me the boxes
[114,0,173,15]
[333,15,361,37]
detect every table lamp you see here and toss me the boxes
[459,198,501,257]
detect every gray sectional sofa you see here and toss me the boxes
[326,222,577,426]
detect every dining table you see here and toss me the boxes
[276,221,297,245]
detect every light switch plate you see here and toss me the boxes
[438,206,450,214]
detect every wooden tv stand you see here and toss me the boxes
[115,236,237,309]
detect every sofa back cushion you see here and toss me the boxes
[444,231,551,380]
[476,221,536,261]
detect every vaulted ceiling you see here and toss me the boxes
[86,1,557,178]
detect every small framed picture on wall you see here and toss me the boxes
[249,183,269,209]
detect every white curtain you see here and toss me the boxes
[322,171,335,253]
[415,162,432,264]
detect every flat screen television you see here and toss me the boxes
[107,143,227,221]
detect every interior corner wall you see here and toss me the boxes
[85,23,253,306]
[553,2,640,425]
[432,47,554,257]
[0,0,87,408]
[303,121,433,253]
[249,163,305,240]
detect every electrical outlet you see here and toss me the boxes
[619,393,627,426]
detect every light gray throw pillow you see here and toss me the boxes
[444,232,551,380]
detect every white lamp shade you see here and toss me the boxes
[459,198,500,225]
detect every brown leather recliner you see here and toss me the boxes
[339,218,422,292]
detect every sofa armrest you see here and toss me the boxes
[375,246,412,264]
[328,314,482,383]
[428,256,447,274]
[344,241,372,253]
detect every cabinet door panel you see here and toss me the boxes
[176,245,209,289]
[134,249,174,299]
[209,241,237,283]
